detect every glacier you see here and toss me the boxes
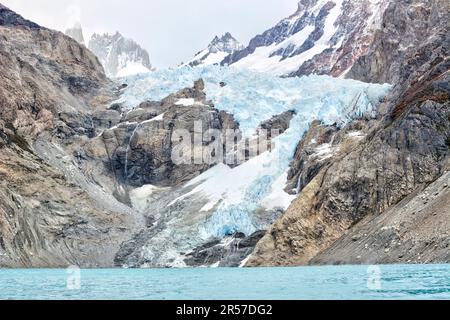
[117,66,391,264]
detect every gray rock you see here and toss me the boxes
[184,231,266,267]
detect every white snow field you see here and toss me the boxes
[116,66,391,259]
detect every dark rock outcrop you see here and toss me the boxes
[258,110,296,137]
[0,3,40,29]
[87,79,240,188]
[184,231,266,267]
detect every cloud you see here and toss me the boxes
[66,4,82,29]
[0,0,298,68]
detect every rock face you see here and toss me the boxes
[284,120,340,194]
[185,32,243,67]
[346,0,450,84]
[222,0,449,82]
[0,3,39,29]
[0,5,110,139]
[88,32,152,77]
[223,0,390,76]
[184,231,266,267]
[94,80,238,187]
[311,168,450,265]
[65,22,85,45]
[0,4,138,267]
[87,79,240,188]
[247,21,450,266]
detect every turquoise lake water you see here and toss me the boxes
[0,264,449,300]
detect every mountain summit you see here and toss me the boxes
[65,21,85,45]
[88,32,152,78]
[222,0,391,77]
[185,32,243,67]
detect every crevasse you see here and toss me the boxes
[118,66,391,240]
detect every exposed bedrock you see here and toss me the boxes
[0,4,139,267]
[346,0,450,84]
[184,231,267,267]
[83,79,240,189]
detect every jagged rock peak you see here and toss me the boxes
[209,32,243,53]
[88,31,152,78]
[65,21,85,45]
[184,32,243,67]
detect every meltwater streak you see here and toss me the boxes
[116,66,391,240]
[0,264,449,300]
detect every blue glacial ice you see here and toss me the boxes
[118,66,392,239]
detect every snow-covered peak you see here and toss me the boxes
[223,0,390,77]
[65,21,85,45]
[209,32,244,54]
[88,32,152,78]
[184,32,244,67]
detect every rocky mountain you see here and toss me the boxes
[247,0,450,266]
[222,0,389,76]
[65,22,85,45]
[222,0,384,76]
[222,0,448,81]
[0,1,448,269]
[184,32,243,67]
[0,3,142,267]
[88,32,152,78]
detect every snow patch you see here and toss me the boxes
[347,130,366,139]
[116,61,151,78]
[313,143,335,161]
[130,184,161,212]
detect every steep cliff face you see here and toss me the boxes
[247,24,450,266]
[0,4,137,267]
[65,22,85,45]
[347,0,450,84]
[0,6,110,139]
[311,167,450,265]
[84,79,239,189]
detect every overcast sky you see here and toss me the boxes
[2,0,298,68]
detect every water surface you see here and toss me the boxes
[0,264,449,300]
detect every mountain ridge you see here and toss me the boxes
[0,2,448,268]
[218,0,398,81]
[184,32,243,67]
